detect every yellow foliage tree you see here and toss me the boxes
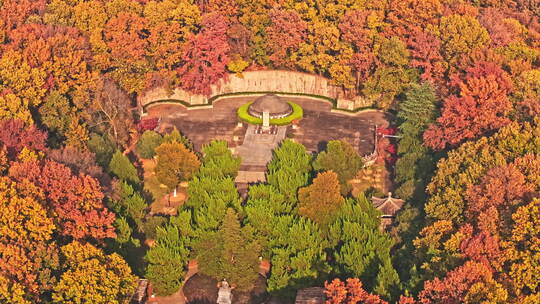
[0,93,32,124]
[155,141,200,195]
[0,177,57,304]
[64,118,90,150]
[504,199,540,294]
[0,51,46,116]
[436,14,490,66]
[52,241,137,304]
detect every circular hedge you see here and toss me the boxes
[237,101,303,126]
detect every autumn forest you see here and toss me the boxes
[0,0,539,303]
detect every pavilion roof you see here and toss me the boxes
[371,192,405,217]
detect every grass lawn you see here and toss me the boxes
[141,158,188,215]
[141,159,168,202]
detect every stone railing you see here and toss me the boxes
[139,70,374,110]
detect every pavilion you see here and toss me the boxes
[371,192,405,229]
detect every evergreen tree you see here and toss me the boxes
[136,130,163,159]
[395,83,438,201]
[247,184,291,215]
[266,215,329,299]
[186,176,242,234]
[145,224,189,296]
[393,83,439,293]
[327,195,397,295]
[313,140,363,195]
[374,261,401,301]
[244,184,290,254]
[196,209,261,291]
[109,150,140,184]
[106,181,147,275]
[198,140,241,179]
[244,187,329,299]
[111,216,142,273]
[110,181,147,229]
[88,133,116,168]
[162,127,192,150]
[267,139,312,204]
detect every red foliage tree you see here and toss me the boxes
[386,0,443,38]
[458,224,503,269]
[418,261,495,304]
[339,10,378,87]
[4,23,95,109]
[0,119,47,157]
[466,163,534,217]
[137,117,159,132]
[266,8,307,69]
[339,10,373,51]
[407,30,445,84]
[479,8,520,47]
[177,13,230,95]
[325,278,388,304]
[398,296,416,304]
[8,160,116,241]
[0,0,46,38]
[423,62,513,150]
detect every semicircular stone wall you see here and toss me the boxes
[139,70,372,110]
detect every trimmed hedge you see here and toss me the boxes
[237,101,303,126]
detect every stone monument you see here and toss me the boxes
[216,279,233,304]
[262,111,270,131]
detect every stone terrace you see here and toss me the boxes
[146,97,389,156]
[290,99,389,155]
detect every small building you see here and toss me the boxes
[371,192,405,229]
[248,94,292,119]
[295,287,325,304]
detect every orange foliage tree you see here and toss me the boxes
[298,171,345,226]
[424,62,514,150]
[325,278,388,304]
[8,159,116,241]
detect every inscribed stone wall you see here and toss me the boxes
[139,70,365,109]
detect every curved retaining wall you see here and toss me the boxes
[139,70,373,111]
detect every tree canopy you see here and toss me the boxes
[1,1,540,303]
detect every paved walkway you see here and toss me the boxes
[233,125,287,183]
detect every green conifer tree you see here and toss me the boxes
[198,140,241,179]
[327,195,397,295]
[267,139,312,204]
[145,225,189,296]
[109,150,140,184]
[313,140,363,195]
[136,130,163,159]
[196,209,261,291]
